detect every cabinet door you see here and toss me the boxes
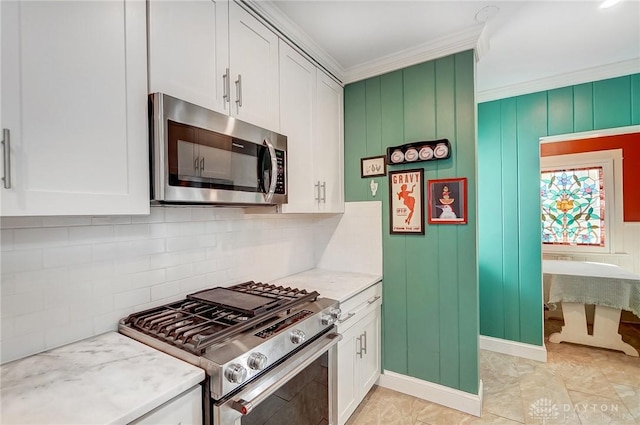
[148,0,229,114]
[315,71,344,213]
[1,0,148,216]
[278,41,317,213]
[228,3,279,131]
[336,324,359,425]
[357,307,382,395]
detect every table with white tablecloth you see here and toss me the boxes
[543,260,640,356]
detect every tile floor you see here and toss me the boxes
[346,336,640,424]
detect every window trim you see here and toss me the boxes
[540,149,623,254]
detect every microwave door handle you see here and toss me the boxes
[263,138,278,203]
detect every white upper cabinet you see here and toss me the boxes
[148,0,229,115]
[228,3,280,131]
[315,71,344,213]
[279,42,344,214]
[279,41,317,213]
[1,0,149,216]
[148,0,279,132]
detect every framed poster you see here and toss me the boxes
[361,155,387,177]
[389,169,424,235]
[427,177,468,224]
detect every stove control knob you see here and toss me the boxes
[225,363,248,384]
[321,314,335,326]
[247,352,268,371]
[290,329,306,345]
[330,308,342,319]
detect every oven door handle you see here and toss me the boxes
[226,331,342,417]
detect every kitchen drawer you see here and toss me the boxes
[130,384,202,425]
[336,281,382,332]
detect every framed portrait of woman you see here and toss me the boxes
[427,177,468,224]
[389,168,424,235]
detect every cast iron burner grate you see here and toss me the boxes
[121,281,319,353]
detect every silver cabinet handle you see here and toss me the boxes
[235,74,242,107]
[314,181,320,202]
[2,129,11,189]
[356,335,363,359]
[367,295,381,304]
[200,157,204,172]
[362,331,367,355]
[320,181,326,203]
[194,156,199,173]
[338,312,355,323]
[223,68,230,103]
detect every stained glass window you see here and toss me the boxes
[540,166,605,247]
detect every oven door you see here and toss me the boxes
[212,331,342,425]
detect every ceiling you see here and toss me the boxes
[263,0,640,100]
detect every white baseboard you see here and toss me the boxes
[377,370,483,417]
[479,335,547,362]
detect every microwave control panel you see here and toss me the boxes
[275,150,286,195]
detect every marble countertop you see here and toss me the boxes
[272,268,382,302]
[0,269,380,425]
[1,332,204,425]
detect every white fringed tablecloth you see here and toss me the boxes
[543,260,640,317]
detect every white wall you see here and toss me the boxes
[0,207,338,363]
[315,201,383,275]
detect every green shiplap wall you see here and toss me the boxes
[344,50,478,394]
[477,73,640,345]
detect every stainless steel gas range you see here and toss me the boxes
[119,281,342,425]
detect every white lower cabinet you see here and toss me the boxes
[130,385,202,425]
[336,282,382,425]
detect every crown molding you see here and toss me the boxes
[243,1,346,83]
[540,125,640,144]
[477,58,640,103]
[244,1,484,86]
[343,25,484,84]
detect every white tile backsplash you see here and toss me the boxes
[317,201,383,275]
[2,250,44,274]
[14,227,69,249]
[0,207,323,362]
[68,225,115,244]
[0,203,382,363]
[43,245,93,268]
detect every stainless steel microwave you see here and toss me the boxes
[149,93,287,206]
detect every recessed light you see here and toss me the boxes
[475,5,500,23]
[600,0,623,8]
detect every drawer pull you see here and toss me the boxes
[338,312,355,323]
[367,295,381,304]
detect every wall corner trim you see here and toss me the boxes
[377,370,483,417]
[476,58,640,103]
[479,335,548,362]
